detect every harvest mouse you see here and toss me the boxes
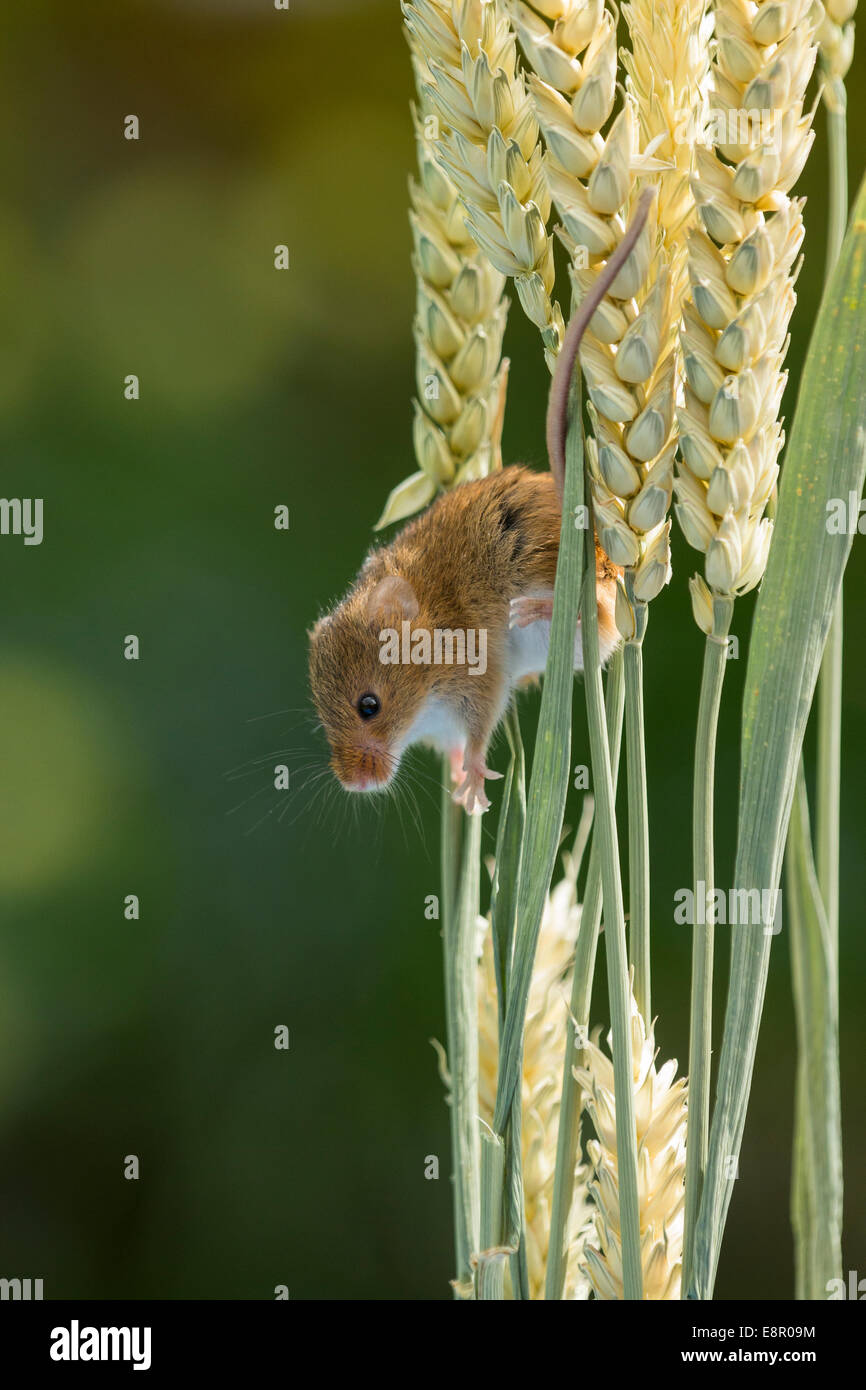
[308,191,654,814]
[308,468,620,813]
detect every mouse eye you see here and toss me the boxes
[357,693,380,720]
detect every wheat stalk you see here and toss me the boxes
[675,0,821,1287]
[515,2,712,1025]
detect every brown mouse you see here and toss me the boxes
[308,191,655,814]
[308,466,620,813]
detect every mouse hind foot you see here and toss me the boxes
[509,595,554,629]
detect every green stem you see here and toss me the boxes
[682,598,733,1295]
[582,511,643,1300]
[477,1131,508,1299]
[624,571,650,1021]
[824,81,849,279]
[816,82,847,943]
[790,71,847,1301]
[441,780,481,1296]
[484,707,528,1299]
[484,375,586,1300]
[545,648,625,1300]
[790,1060,813,1301]
[491,706,526,1030]
[440,765,461,931]
[492,379,586,1136]
[505,1087,529,1299]
[787,768,843,1296]
[817,597,842,937]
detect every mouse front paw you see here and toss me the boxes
[452,756,503,816]
[453,774,489,815]
[509,595,554,630]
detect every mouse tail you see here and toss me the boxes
[545,186,657,500]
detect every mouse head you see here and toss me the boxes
[308,573,433,793]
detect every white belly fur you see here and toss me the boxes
[399,590,583,757]
[399,696,468,756]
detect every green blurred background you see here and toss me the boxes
[0,0,863,1300]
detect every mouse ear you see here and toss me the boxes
[307,613,332,643]
[366,575,419,629]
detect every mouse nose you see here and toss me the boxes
[333,744,393,792]
[348,772,384,792]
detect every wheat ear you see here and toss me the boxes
[377,11,512,529]
[577,994,688,1300]
[478,855,594,1299]
[676,0,821,623]
[513,1,706,616]
[403,0,566,371]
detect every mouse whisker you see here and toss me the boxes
[243,799,283,838]
[224,746,318,780]
[244,706,315,724]
[226,783,274,818]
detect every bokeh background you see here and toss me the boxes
[0,0,863,1300]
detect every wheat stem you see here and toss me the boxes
[481,705,528,1298]
[441,784,482,1295]
[623,572,650,1020]
[545,647,624,1300]
[817,598,843,938]
[789,62,849,1302]
[582,493,643,1299]
[816,83,848,947]
[682,596,732,1294]
[787,770,843,1297]
[478,1130,508,1298]
[493,379,585,1138]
